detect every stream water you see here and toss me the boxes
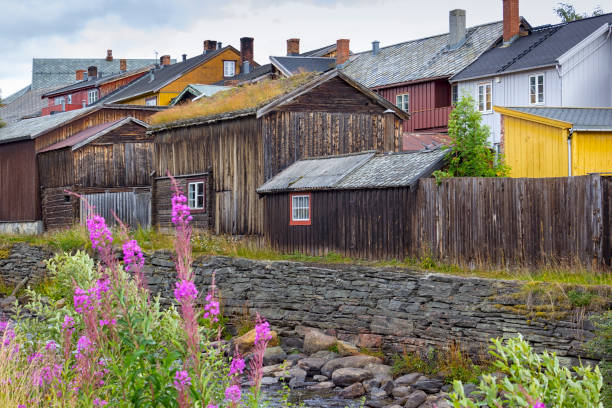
[261,386,369,407]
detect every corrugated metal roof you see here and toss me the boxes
[342,21,503,88]
[452,13,612,81]
[270,56,336,76]
[506,107,612,131]
[0,107,96,144]
[37,118,124,152]
[257,148,446,193]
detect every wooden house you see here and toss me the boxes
[37,117,152,230]
[256,149,446,259]
[150,70,408,235]
[0,105,162,233]
[494,107,612,177]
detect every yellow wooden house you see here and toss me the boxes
[494,106,612,177]
[107,46,244,106]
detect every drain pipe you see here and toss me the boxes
[567,128,574,177]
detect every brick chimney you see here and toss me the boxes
[182,54,187,62]
[503,0,520,44]
[240,37,254,67]
[87,66,98,79]
[106,49,113,61]
[287,38,300,56]
[449,9,466,49]
[76,69,86,80]
[160,55,171,66]
[119,59,127,72]
[336,39,350,66]
[203,40,217,54]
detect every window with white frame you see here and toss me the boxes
[54,96,65,106]
[187,181,205,210]
[67,94,72,104]
[395,93,409,112]
[87,89,98,105]
[290,194,311,225]
[451,84,459,105]
[145,97,157,106]
[477,82,492,113]
[223,60,236,77]
[529,74,544,105]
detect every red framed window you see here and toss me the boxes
[289,193,311,226]
[187,179,206,213]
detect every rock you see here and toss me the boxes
[262,364,284,376]
[321,355,383,377]
[233,328,279,354]
[363,378,381,392]
[337,340,360,356]
[364,400,388,408]
[287,366,307,382]
[463,383,478,397]
[313,374,328,382]
[403,390,427,408]
[412,378,444,394]
[332,367,373,387]
[303,328,337,354]
[369,387,388,399]
[340,382,366,398]
[297,357,326,373]
[385,405,402,408]
[261,376,278,386]
[391,386,412,398]
[286,353,306,362]
[308,381,335,391]
[419,396,451,408]
[356,333,383,349]
[381,379,394,394]
[263,346,287,366]
[365,363,393,383]
[394,372,422,387]
[55,298,66,309]
[310,350,339,362]
[288,377,307,389]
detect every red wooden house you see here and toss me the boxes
[342,10,503,141]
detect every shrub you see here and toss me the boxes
[450,334,603,407]
[589,311,612,407]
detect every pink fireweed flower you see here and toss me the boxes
[207,405,218,408]
[533,403,546,408]
[174,280,198,302]
[203,293,220,322]
[98,319,117,327]
[93,398,108,407]
[45,340,58,352]
[93,277,110,300]
[27,352,44,364]
[73,287,93,313]
[173,370,191,390]
[62,315,75,332]
[86,215,113,251]
[76,335,92,355]
[122,239,144,272]
[254,320,272,345]
[0,321,15,346]
[171,193,192,226]
[229,356,245,376]
[224,385,241,403]
[33,363,62,387]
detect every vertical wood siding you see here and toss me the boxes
[0,140,40,221]
[154,176,212,230]
[80,189,151,228]
[263,175,611,268]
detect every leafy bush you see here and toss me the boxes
[450,334,603,407]
[43,250,96,300]
[589,311,612,407]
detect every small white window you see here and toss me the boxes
[529,74,544,105]
[451,84,459,105]
[290,194,311,225]
[54,96,65,105]
[477,82,492,113]
[87,89,98,105]
[188,181,205,210]
[395,93,409,112]
[67,94,72,104]
[145,97,157,106]
[223,60,236,77]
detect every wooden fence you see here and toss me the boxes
[263,175,612,268]
[80,189,151,229]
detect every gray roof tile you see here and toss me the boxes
[506,107,612,131]
[0,86,61,124]
[341,21,503,88]
[270,56,336,76]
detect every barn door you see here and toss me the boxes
[80,189,151,228]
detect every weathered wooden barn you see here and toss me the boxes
[37,117,152,230]
[0,105,162,233]
[151,70,409,234]
[256,149,446,259]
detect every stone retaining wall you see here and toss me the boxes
[0,244,599,365]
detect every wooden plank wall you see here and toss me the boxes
[263,175,612,268]
[262,111,401,180]
[80,189,151,228]
[0,140,40,221]
[41,187,78,230]
[154,116,263,235]
[154,176,212,230]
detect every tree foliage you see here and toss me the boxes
[554,2,604,22]
[433,95,509,181]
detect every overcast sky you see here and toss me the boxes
[0,0,610,97]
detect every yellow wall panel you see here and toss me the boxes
[504,116,568,178]
[572,131,612,175]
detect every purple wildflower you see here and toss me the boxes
[76,335,92,355]
[45,340,58,352]
[207,405,218,408]
[174,280,198,302]
[254,320,272,345]
[203,293,220,322]
[0,321,15,346]
[533,403,546,408]
[173,370,191,390]
[93,277,110,299]
[93,398,108,407]
[73,287,93,313]
[122,239,144,272]
[86,215,113,251]
[33,364,62,387]
[27,352,44,364]
[62,315,75,332]
[224,384,241,403]
[229,357,245,376]
[171,193,192,226]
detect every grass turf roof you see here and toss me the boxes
[149,73,317,126]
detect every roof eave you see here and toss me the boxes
[451,63,557,83]
[71,117,150,151]
[493,106,573,129]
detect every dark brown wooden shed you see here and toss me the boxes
[256,149,447,259]
[151,70,409,235]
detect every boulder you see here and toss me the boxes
[369,387,388,399]
[263,346,287,366]
[310,350,339,362]
[403,390,427,408]
[308,381,335,391]
[363,378,381,392]
[394,372,421,387]
[391,386,412,399]
[260,376,278,386]
[340,382,366,398]
[262,364,284,376]
[321,355,383,377]
[313,374,328,382]
[365,363,393,384]
[233,328,279,354]
[381,379,395,394]
[332,367,373,387]
[412,378,444,394]
[287,366,307,382]
[297,357,327,373]
[356,333,383,349]
[303,328,337,354]
[337,340,360,356]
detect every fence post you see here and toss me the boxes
[590,174,603,268]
